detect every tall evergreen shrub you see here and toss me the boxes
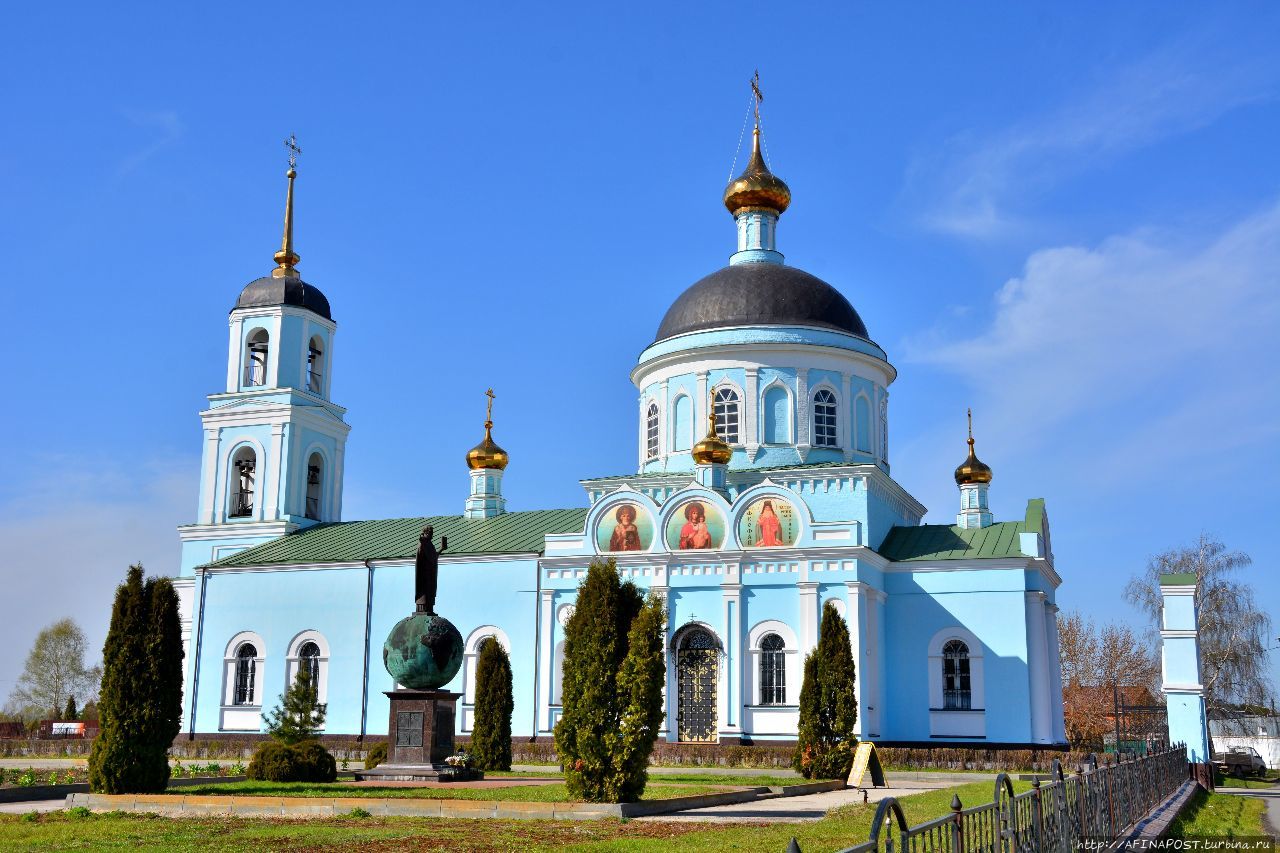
[794,601,858,779]
[263,665,327,744]
[554,559,666,802]
[470,638,513,771]
[64,695,78,721]
[89,565,184,793]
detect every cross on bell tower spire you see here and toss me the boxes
[272,134,302,278]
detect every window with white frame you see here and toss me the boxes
[942,640,971,710]
[759,633,786,704]
[646,403,660,459]
[813,389,838,447]
[233,643,258,706]
[714,387,740,444]
[299,641,320,686]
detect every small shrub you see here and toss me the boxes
[230,761,246,776]
[68,806,92,819]
[21,811,38,823]
[365,742,388,770]
[62,771,76,784]
[46,771,59,785]
[345,806,372,819]
[18,771,36,787]
[247,740,336,783]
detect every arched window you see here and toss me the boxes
[298,641,320,687]
[855,396,872,453]
[763,385,790,444]
[234,643,258,706]
[673,395,692,452]
[759,633,786,705]
[229,447,256,518]
[942,640,971,710]
[813,389,838,447]
[306,336,324,394]
[305,452,323,520]
[646,403,660,459]
[244,329,269,387]
[714,387,740,444]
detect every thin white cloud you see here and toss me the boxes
[0,454,192,697]
[116,110,184,177]
[911,39,1276,238]
[901,198,1280,486]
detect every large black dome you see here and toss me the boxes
[234,276,332,320]
[654,264,867,342]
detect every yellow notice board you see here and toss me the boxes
[847,741,887,788]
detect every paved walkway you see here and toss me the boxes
[637,777,972,824]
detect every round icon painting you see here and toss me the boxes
[737,497,798,548]
[596,502,655,552]
[664,500,726,551]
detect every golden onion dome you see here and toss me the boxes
[466,422,509,471]
[723,127,791,216]
[954,410,992,485]
[692,396,733,465]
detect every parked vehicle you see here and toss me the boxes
[1215,746,1267,777]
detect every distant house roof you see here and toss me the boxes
[203,508,590,569]
[877,499,1046,562]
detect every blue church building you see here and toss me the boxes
[173,120,1068,749]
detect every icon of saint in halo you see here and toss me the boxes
[609,504,643,552]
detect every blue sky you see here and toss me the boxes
[2,3,1278,699]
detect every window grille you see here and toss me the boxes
[299,641,320,688]
[759,633,786,704]
[813,389,838,447]
[234,643,258,705]
[714,387,740,444]
[646,403,660,459]
[943,639,972,710]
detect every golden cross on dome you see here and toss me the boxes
[284,134,301,170]
[967,408,975,447]
[485,388,496,426]
[750,70,763,126]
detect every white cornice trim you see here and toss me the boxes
[178,521,298,541]
[632,335,897,387]
[1160,629,1198,639]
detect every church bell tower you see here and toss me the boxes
[177,138,351,573]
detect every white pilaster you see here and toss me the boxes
[798,582,820,656]
[538,588,555,732]
[796,370,810,462]
[1025,591,1051,743]
[841,372,853,462]
[744,367,760,458]
[200,429,220,524]
[845,582,866,737]
[721,584,743,735]
[659,379,669,471]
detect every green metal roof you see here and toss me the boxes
[1159,572,1197,585]
[877,499,1045,562]
[204,508,590,569]
[581,460,860,483]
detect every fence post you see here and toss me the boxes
[951,793,964,853]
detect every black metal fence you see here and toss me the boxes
[790,744,1189,853]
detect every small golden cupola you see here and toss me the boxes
[723,71,791,217]
[954,409,993,485]
[465,389,509,471]
[723,127,791,217]
[692,391,733,465]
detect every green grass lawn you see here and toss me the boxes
[0,779,1022,852]
[1216,770,1279,790]
[1164,789,1268,838]
[171,779,738,802]
[486,770,807,788]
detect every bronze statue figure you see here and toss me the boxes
[414,525,447,613]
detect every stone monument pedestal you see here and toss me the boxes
[354,689,483,782]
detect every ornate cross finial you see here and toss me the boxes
[485,388,496,427]
[750,70,763,126]
[967,408,974,447]
[708,388,719,437]
[284,134,301,170]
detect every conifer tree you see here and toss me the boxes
[556,558,666,803]
[89,565,185,793]
[470,638,513,771]
[264,665,327,744]
[605,593,667,802]
[794,601,858,779]
[64,695,78,721]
